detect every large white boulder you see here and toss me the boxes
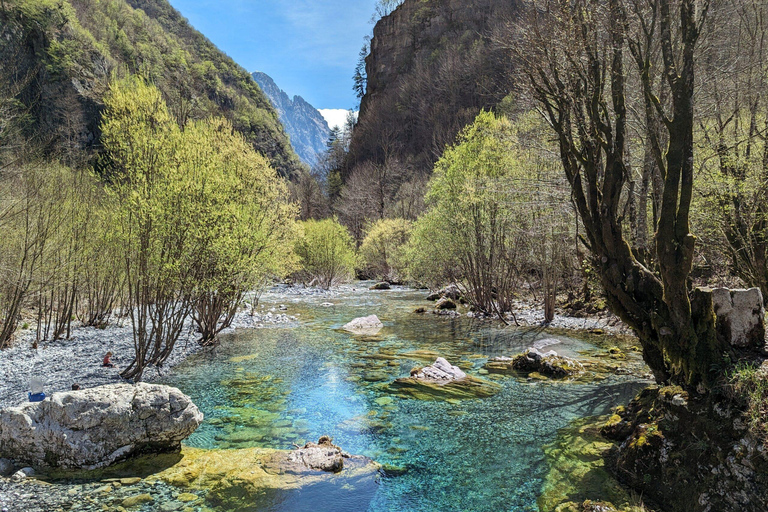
[711,287,766,349]
[342,315,384,335]
[0,383,203,469]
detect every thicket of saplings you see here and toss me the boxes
[0,76,297,381]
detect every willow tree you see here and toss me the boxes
[521,0,730,388]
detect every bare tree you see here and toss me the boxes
[520,0,729,388]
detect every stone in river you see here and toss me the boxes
[390,358,500,400]
[342,315,384,335]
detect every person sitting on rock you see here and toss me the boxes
[102,352,115,368]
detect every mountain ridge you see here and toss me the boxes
[252,71,329,167]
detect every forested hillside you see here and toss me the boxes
[0,0,304,177]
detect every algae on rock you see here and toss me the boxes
[538,416,653,512]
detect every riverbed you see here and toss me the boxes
[1,284,651,512]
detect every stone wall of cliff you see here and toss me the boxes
[347,0,519,178]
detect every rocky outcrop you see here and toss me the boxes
[342,315,384,335]
[370,281,391,290]
[710,287,765,350]
[349,0,518,175]
[601,386,768,512]
[391,357,500,400]
[0,383,202,469]
[486,348,583,378]
[0,0,303,177]
[252,71,330,166]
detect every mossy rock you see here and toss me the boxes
[486,350,583,379]
[148,446,379,512]
[389,375,500,400]
[538,416,652,512]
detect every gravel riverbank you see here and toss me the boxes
[0,305,296,410]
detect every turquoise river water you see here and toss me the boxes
[156,285,648,512]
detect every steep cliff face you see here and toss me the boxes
[252,71,330,167]
[348,0,518,176]
[0,0,304,178]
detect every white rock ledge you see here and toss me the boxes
[0,383,203,470]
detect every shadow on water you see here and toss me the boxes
[41,451,184,483]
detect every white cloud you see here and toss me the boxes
[318,109,358,130]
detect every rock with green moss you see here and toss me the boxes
[486,348,583,378]
[150,441,379,511]
[602,385,768,512]
[538,416,653,512]
[390,357,500,400]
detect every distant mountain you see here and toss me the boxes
[252,72,330,166]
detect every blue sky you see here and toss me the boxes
[168,0,378,110]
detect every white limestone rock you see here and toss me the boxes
[0,383,203,469]
[411,357,467,383]
[342,315,384,335]
[711,287,765,349]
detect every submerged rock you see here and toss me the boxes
[342,315,384,335]
[390,357,500,400]
[154,442,379,511]
[0,383,203,469]
[284,436,343,473]
[486,348,583,378]
[538,415,642,512]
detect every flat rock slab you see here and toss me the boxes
[0,383,202,469]
[391,357,500,400]
[342,315,384,335]
[154,442,379,511]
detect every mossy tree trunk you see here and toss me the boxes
[522,0,731,389]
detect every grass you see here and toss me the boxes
[727,361,768,447]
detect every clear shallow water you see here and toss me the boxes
[162,285,648,512]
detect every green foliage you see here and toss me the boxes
[406,110,572,314]
[294,219,357,289]
[727,362,768,448]
[359,218,412,282]
[102,76,299,373]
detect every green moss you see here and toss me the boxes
[538,416,653,512]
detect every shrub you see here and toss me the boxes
[359,218,412,282]
[294,219,357,289]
